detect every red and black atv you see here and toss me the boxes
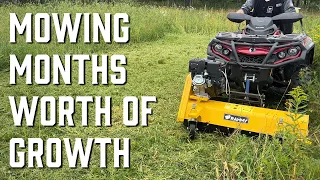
[178,12,314,139]
[188,12,315,107]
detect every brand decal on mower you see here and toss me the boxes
[224,114,249,124]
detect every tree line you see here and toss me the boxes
[0,0,319,9]
[154,0,320,8]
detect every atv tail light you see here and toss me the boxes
[277,51,286,59]
[288,46,300,56]
[222,49,230,55]
[214,44,223,51]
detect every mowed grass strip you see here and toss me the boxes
[0,2,320,179]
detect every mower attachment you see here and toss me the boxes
[177,74,309,138]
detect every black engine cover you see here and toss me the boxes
[189,58,225,84]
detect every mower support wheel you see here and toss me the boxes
[188,123,197,140]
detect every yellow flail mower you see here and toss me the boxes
[177,12,314,139]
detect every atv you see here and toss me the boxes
[177,12,315,139]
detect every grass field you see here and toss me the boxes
[0,2,320,179]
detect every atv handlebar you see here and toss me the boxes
[227,12,252,23]
[227,12,303,24]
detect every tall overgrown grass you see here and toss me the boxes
[0,2,319,179]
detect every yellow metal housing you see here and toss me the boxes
[177,74,309,137]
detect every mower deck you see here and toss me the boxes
[177,74,309,138]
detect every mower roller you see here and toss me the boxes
[177,12,314,139]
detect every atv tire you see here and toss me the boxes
[284,62,307,89]
[285,48,314,89]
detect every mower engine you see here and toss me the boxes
[189,59,227,98]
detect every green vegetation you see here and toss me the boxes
[2,0,320,11]
[0,2,320,179]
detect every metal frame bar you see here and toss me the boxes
[208,38,308,68]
